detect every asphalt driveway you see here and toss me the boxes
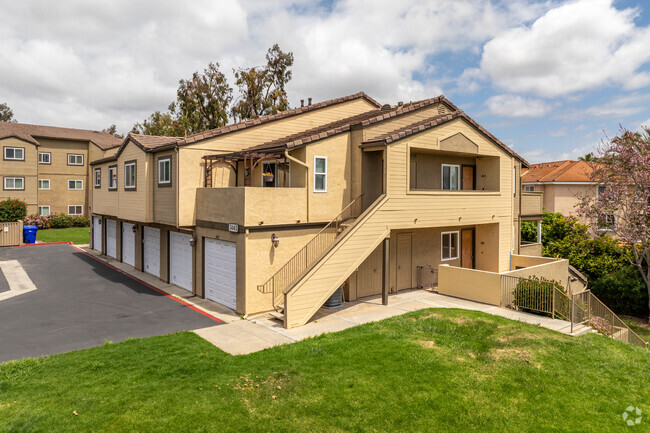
[0,243,221,363]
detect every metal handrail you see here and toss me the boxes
[257,194,364,306]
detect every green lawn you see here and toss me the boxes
[1,309,648,432]
[35,227,90,244]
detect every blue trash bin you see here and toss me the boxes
[23,225,38,244]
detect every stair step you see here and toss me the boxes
[268,311,284,322]
[275,304,284,313]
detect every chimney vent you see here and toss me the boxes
[301,99,304,107]
[308,97,312,106]
[398,101,403,107]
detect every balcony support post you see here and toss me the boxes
[537,220,542,243]
[382,237,390,306]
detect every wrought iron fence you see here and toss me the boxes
[257,194,364,307]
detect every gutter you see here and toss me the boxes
[284,150,310,222]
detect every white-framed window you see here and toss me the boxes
[68,205,83,215]
[38,179,50,190]
[4,177,24,190]
[67,154,84,165]
[94,168,101,187]
[4,147,24,160]
[124,161,136,189]
[38,152,51,164]
[38,206,50,216]
[524,185,535,192]
[158,157,171,185]
[597,213,616,231]
[108,165,117,190]
[314,156,327,192]
[441,231,459,261]
[262,161,277,187]
[68,180,83,190]
[441,164,460,190]
[513,166,517,196]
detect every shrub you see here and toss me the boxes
[49,214,73,229]
[590,266,649,318]
[511,276,565,317]
[0,199,27,222]
[71,216,90,227]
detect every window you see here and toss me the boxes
[262,162,277,187]
[38,152,51,164]
[67,154,84,165]
[108,165,117,190]
[158,157,171,185]
[513,166,517,196]
[597,213,616,231]
[441,231,459,261]
[68,180,83,190]
[4,147,24,161]
[68,205,83,215]
[38,179,50,190]
[4,177,24,190]
[38,206,50,216]
[524,185,535,192]
[124,161,136,189]
[314,156,327,192]
[441,164,460,190]
[597,185,606,199]
[94,168,101,188]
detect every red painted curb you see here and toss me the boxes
[67,244,224,324]
[17,241,73,247]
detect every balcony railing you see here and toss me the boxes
[521,191,543,217]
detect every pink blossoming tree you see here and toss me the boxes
[577,127,650,318]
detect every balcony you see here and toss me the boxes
[195,187,307,227]
[521,191,543,218]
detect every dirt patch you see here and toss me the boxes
[418,340,440,349]
[491,348,541,368]
[413,312,442,321]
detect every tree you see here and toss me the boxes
[102,124,124,139]
[578,152,596,162]
[577,127,650,319]
[172,62,233,134]
[131,111,184,137]
[0,103,16,122]
[231,44,294,122]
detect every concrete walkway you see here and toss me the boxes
[79,245,592,356]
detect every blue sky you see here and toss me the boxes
[1,0,649,163]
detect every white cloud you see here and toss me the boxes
[564,93,650,120]
[478,0,650,97]
[485,94,550,117]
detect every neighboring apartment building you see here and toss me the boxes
[522,160,611,229]
[89,92,544,328]
[0,122,121,216]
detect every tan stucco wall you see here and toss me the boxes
[438,264,502,305]
[116,142,153,223]
[153,150,177,226]
[506,256,569,289]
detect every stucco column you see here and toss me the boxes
[537,221,542,243]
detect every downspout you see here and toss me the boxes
[284,150,310,222]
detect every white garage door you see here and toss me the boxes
[122,222,136,266]
[143,227,160,278]
[106,219,117,258]
[204,238,237,310]
[92,216,102,252]
[169,231,193,292]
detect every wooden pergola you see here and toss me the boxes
[203,150,289,187]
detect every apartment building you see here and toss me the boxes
[89,92,547,328]
[0,122,121,216]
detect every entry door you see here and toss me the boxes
[204,238,237,309]
[396,233,412,291]
[92,216,102,252]
[356,245,383,298]
[461,229,474,269]
[169,231,193,292]
[122,223,136,266]
[462,166,475,190]
[105,219,117,259]
[143,227,160,278]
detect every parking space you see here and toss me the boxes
[0,243,221,363]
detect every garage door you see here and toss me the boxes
[204,238,237,310]
[105,219,117,258]
[122,222,136,267]
[143,227,160,278]
[92,216,102,252]
[169,231,193,292]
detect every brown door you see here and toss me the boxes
[462,165,475,190]
[356,245,383,298]
[461,229,474,269]
[396,233,412,290]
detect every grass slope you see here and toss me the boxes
[35,227,89,245]
[0,309,648,432]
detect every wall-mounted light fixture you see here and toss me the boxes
[98,219,102,225]
[131,224,137,234]
[189,235,197,248]
[271,233,279,248]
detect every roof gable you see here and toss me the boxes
[0,121,121,150]
[523,160,599,183]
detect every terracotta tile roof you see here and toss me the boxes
[177,92,381,147]
[522,160,600,183]
[240,95,456,154]
[0,121,122,150]
[361,111,529,167]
